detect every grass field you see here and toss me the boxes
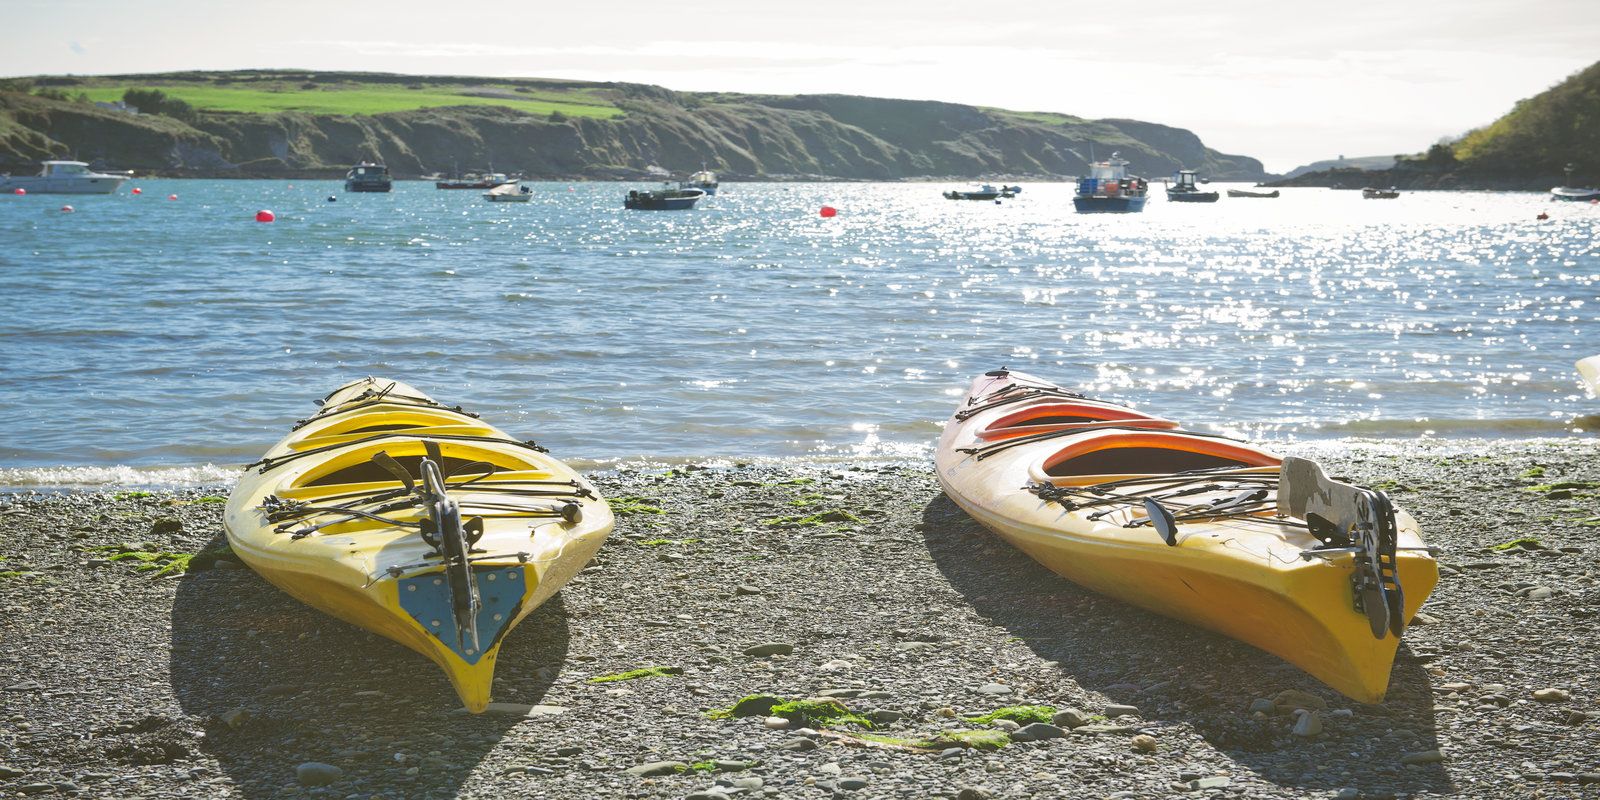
[78,82,622,118]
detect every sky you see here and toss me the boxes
[6,0,1598,172]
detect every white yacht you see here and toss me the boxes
[0,161,128,194]
[680,169,718,196]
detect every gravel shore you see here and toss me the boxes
[1,439,1597,799]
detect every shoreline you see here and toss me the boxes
[1,439,1596,797]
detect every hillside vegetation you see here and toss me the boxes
[0,70,1266,181]
[1272,60,1600,190]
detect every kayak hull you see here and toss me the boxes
[224,378,612,711]
[936,370,1438,703]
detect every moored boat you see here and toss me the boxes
[944,184,1003,201]
[224,378,613,712]
[483,183,532,202]
[1551,163,1600,202]
[1166,169,1219,202]
[625,184,705,210]
[681,169,719,196]
[0,160,127,194]
[437,172,515,190]
[345,161,392,193]
[1073,153,1148,213]
[1361,187,1400,199]
[1227,188,1280,198]
[935,368,1438,703]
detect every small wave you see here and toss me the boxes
[0,463,239,489]
[1323,417,1582,436]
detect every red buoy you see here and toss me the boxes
[1537,211,1550,220]
[131,187,142,195]
[255,209,276,223]
[60,205,74,213]
[12,188,24,195]
[167,193,178,200]
[819,205,837,218]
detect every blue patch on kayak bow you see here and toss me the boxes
[397,565,528,664]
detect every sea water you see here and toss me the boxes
[1,181,1595,484]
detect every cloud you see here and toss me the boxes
[68,40,86,55]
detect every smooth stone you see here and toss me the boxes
[713,759,755,772]
[1051,708,1089,728]
[1188,776,1231,790]
[895,642,935,652]
[743,643,794,657]
[685,792,730,800]
[1409,611,1439,626]
[1525,587,1554,600]
[731,695,780,717]
[838,777,869,790]
[779,737,817,751]
[218,708,249,729]
[955,789,994,800]
[975,683,1012,695]
[732,776,764,789]
[819,763,842,775]
[1130,734,1159,752]
[1272,689,1327,712]
[1400,749,1446,765]
[624,760,687,777]
[1247,698,1276,714]
[295,762,343,786]
[1104,704,1140,717]
[1532,688,1571,702]
[555,746,583,757]
[1012,722,1064,741]
[1336,789,1360,800]
[734,585,762,596]
[817,688,864,698]
[763,716,791,729]
[1292,710,1323,737]
[991,718,1020,732]
[867,709,904,724]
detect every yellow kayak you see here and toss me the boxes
[224,378,613,712]
[936,369,1439,703]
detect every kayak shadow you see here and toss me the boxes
[919,495,1451,796]
[170,532,569,799]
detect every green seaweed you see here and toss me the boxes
[1520,466,1546,479]
[764,510,862,527]
[607,496,665,516]
[1489,537,1543,551]
[776,478,816,486]
[788,493,826,507]
[185,495,228,505]
[688,760,718,772]
[770,698,873,729]
[1523,480,1600,494]
[587,666,684,683]
[705,693,783,720]
[113,491,155,500]
[964,705,1056,725]
[89,543,233,576]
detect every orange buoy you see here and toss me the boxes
[255,209,276,223]
[819,205,837,218]
[168,193,178,200]
[131,187,142,195]
[12,188,24,195]
[60,205,74,213]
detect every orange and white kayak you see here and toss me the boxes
[935,369,1438,703]
[224,378,613,711]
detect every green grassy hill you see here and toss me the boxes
[1270,60,1600,190]
[0,70,1266,181]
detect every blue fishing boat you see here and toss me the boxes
[1073,153,1147,213]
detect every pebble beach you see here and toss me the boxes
[1,438,1597,799]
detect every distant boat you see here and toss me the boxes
[0,160,127,194]
[1551,163,1600,202]
[681,169,718,196]
[1073,153,1148,213]
[625,184,705,210]
[483,183,532,202]
[1227,188,1280,199]
[1362,187,1400,199]
[1579,355,1600,395]
[1166,169,1219,203]
[437,172,515,190]
[345,162,392,193]
[944,184,1003,201]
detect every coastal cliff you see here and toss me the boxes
[0,71,1266,181]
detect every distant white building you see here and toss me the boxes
[94,101,139,114]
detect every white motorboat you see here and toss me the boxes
[680,169,718,196]
[483,182,532,202]
[1551,163,1599,202]
[0,161,127,194]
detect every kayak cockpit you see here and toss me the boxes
[1037,430,1281,483]
[977,401,1179,441]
